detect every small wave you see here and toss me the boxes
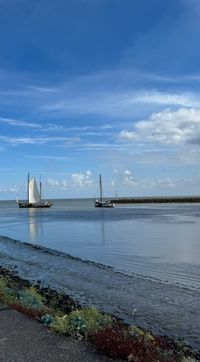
[0,234,114,272]
[1,234,200,293]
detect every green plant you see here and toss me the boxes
[4,287,18,304]
[0,277,8,303]
[17,286,46,310]
[0,276,7,290]
[50,314,70,334]
[130,326,155,342]
[70,308,114,337]
[41,314,55,326]
[0,277,19,304]
[51,307,114,338]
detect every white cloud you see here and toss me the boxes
[28,155,70,160]
[120,173,175,190]
[119,107,200,145]
[0,136,80,146]
[46,170,94,190]
[109,169,177,194]
[0,186,18,192]
[110,179,116,187]
[133,91,198,107]
[43,90,199,119]
[145,178,175,189]
[43,124,89,132]
[0,117,41,128]
[63,137,80,145]
[23,85,60,93]
[71,170,93,188]
[61,180,69,189]
[123,170,136,185]
[100,124,112,130]
[112,169,136,186]
[47,178,60,186]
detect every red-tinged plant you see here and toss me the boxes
[92,326,134,358]
[91,326,182,361]
[125,339,160,362]
[91,325,161,360]
[154,335,176,351]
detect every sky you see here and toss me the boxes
[1,0,200,199]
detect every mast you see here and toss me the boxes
[27,172,30,202]
[99,174,102,202]
[39,175,42,201]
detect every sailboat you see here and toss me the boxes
[95,174,115,208]
[16,174,52,208]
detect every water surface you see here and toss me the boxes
[0,199,200,290]
[1,199,200,348]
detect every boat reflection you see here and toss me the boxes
[100,219,106,245]
[28,208,43,241]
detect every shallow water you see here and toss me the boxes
[0,199,200,290]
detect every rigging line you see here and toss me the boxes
[16,180,26,197]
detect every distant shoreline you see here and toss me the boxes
[110,196,200,204]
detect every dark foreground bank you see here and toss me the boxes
[0,267,123,362]
[0,267,199,362]
[0,305,123,362]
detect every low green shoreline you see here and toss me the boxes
[110,196,200,204]
[0,266,199,361]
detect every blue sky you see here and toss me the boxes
[1,0,200,199]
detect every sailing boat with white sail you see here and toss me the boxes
[16,174,52,208]
[95,174,115,208]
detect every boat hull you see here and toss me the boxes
[17,202,52,208]
[95,200,115,208]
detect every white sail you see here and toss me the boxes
[28,177,40,203]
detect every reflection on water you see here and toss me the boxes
[28,208,43,241]
[100,217,106,245]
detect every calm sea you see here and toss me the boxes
[0,198,200,290]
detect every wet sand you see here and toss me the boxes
[0,235,200,351]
